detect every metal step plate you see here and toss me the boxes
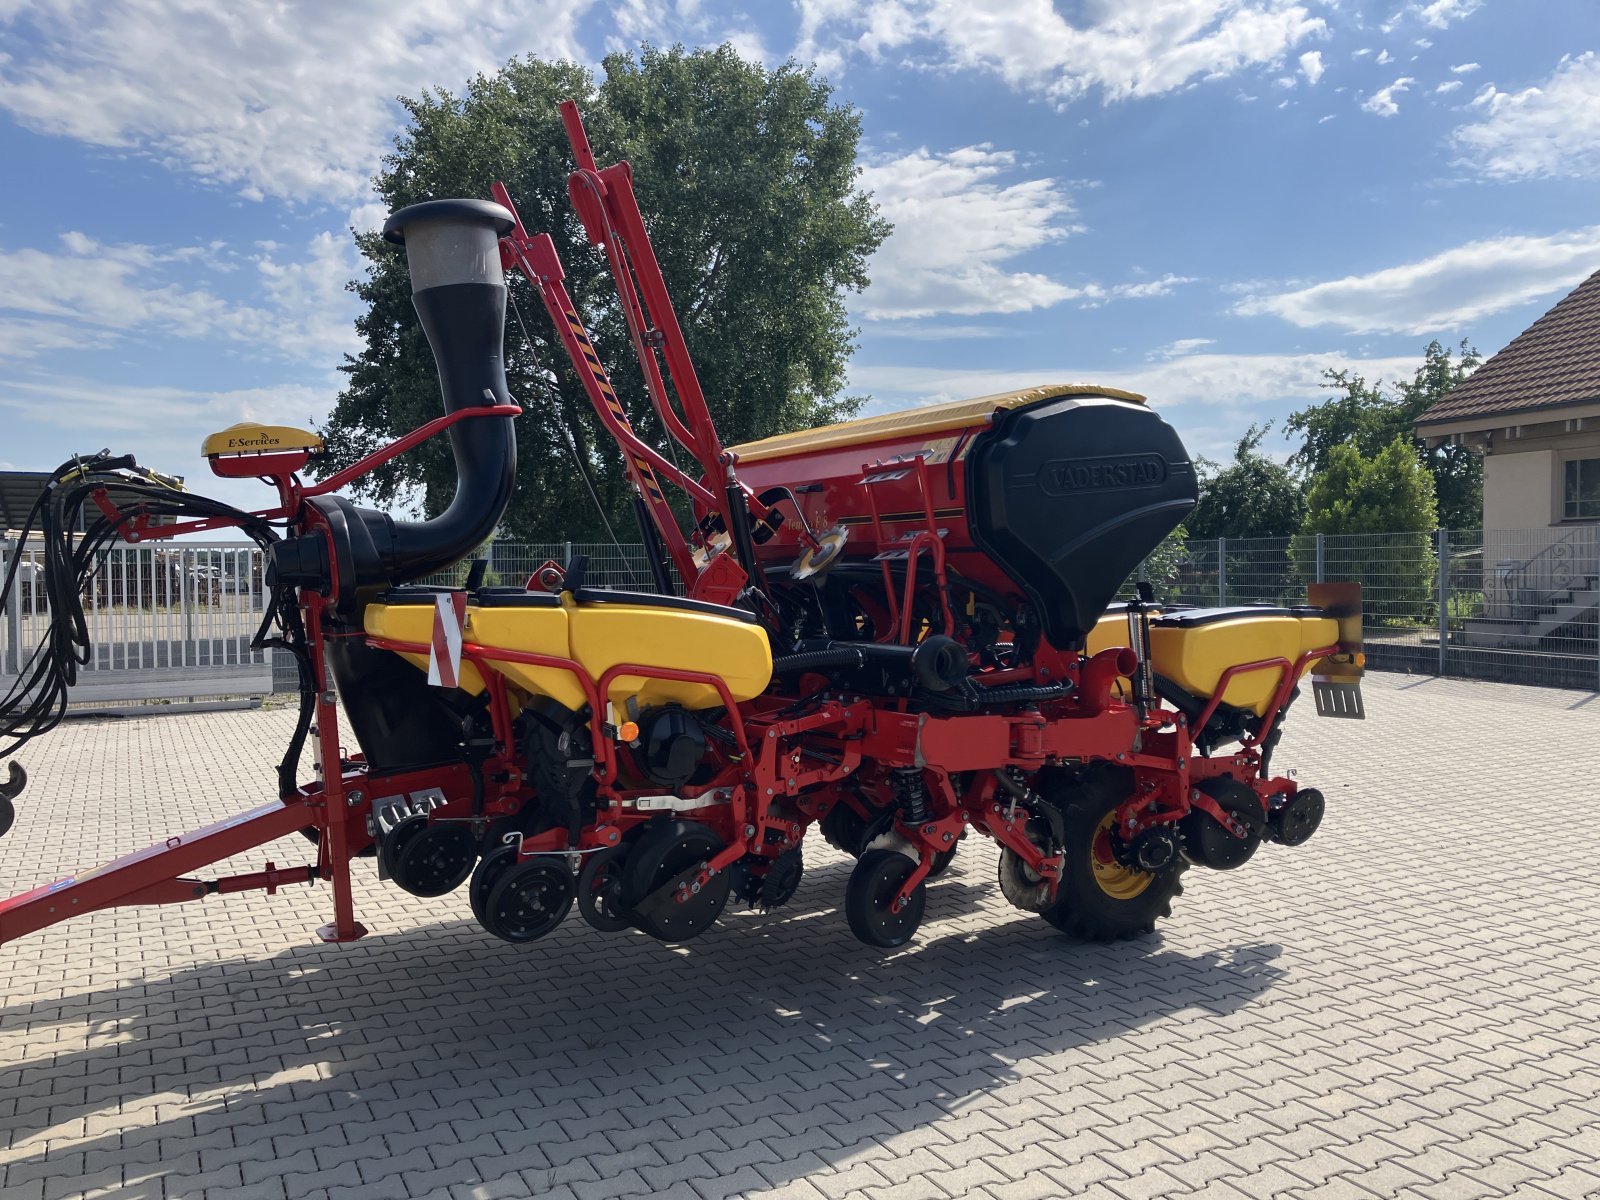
[1312,678,1365,719]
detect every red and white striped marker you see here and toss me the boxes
[427,592,468,688]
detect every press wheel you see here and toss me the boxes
[483,858,574,944]
[845,849,926,948]
[577,847,633,932]
[926,833,963,878]
[470,844,520,930]
[393,823,478,898]
[622,820,732,942]
[379,814,429,883]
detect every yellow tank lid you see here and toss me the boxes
[727,383,1146,464]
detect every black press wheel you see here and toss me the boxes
[576,847,634,932]
[483,858,575,944]
[470,844,520,930]
[378,814,429,882]
[392,823,479,898]
[622,819,732,942]
[1039,775,1184,942]
[845,849,927,948]
[926,832,964,878]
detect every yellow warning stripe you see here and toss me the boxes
[564,308,670,502]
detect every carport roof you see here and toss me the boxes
[0,471,54,533]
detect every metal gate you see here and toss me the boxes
[1,538,273,704]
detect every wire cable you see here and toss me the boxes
[0,455,309,779]
[506,287,640,586]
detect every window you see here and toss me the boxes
[1564,458,1600,520]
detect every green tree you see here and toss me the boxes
[1394,340,1483,530]
[1302,438,1438,535]
[320,44,891,541]
[1285,339,1482,530]
[1188,423,1305,541]
[1296,437,1439,623]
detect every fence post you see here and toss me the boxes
[1217,538,1227,607]
[1,536,15,677]
[1315,533,1325,584]
[563,541,572,567]
[1437,528,1449,677]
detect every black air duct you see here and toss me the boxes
[270,198,518,614]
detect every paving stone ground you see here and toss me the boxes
[1,672,1598,1200]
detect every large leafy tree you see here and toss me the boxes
[321,45,890,541]
[1285,339,1483,530]
[1188,423,1305,541]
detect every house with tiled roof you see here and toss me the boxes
[1416,269,1600,645]
[1417,268,1600,526]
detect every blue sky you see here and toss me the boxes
[0,0,1596,518]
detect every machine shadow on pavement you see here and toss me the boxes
[0,857,1283,1198]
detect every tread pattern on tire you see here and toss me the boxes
[1034,765,1186,943]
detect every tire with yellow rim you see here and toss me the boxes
[1037,765,1184,941]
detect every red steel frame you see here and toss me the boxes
[0,401,527,947]
[0,100,1360,953]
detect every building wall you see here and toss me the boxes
[1480,433,1600,618]
[1481,427,1600,528]
[1483,448,1555,529]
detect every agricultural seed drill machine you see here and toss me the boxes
[0,102,1364,954]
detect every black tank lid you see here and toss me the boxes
[383,198,515,244]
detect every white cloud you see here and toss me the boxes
[1450,62,1481,74]
[847,350,1422,461]
[1150,337,1217,360]
[856,146,1081,319]
[1300,50,1325,85]
[253,233,367,365]
[796,0,1326,105]
[862,322,1020,340]
[1416,0,1483,29]
[1362,77,1416,116]
[0,377,331,506]
[0,0,594,203]
[1376,49,1394,66]
[850,353,1419,413]
[1088,275,1196,305]
[1436,80,1463,94]
[1452,53,1600,181]
[0,230,362,366]
[723,28,774,66]
[0,376,328,436]
[0,317,117,361]
[1234,225,1600,335]
[855,146,1198,320]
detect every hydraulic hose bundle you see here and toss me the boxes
[0,455,300,761]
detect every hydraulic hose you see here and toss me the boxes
[771,647,866,675]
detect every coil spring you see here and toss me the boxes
[893,768,929,825]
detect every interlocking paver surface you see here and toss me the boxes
[1,673,1597,1200]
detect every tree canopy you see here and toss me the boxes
[1187,423,1305,541]
[1285,339,1482,530]
[320,45,891,541]
[1301,437,1439,536]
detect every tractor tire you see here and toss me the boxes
[1038,770,1184,942]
